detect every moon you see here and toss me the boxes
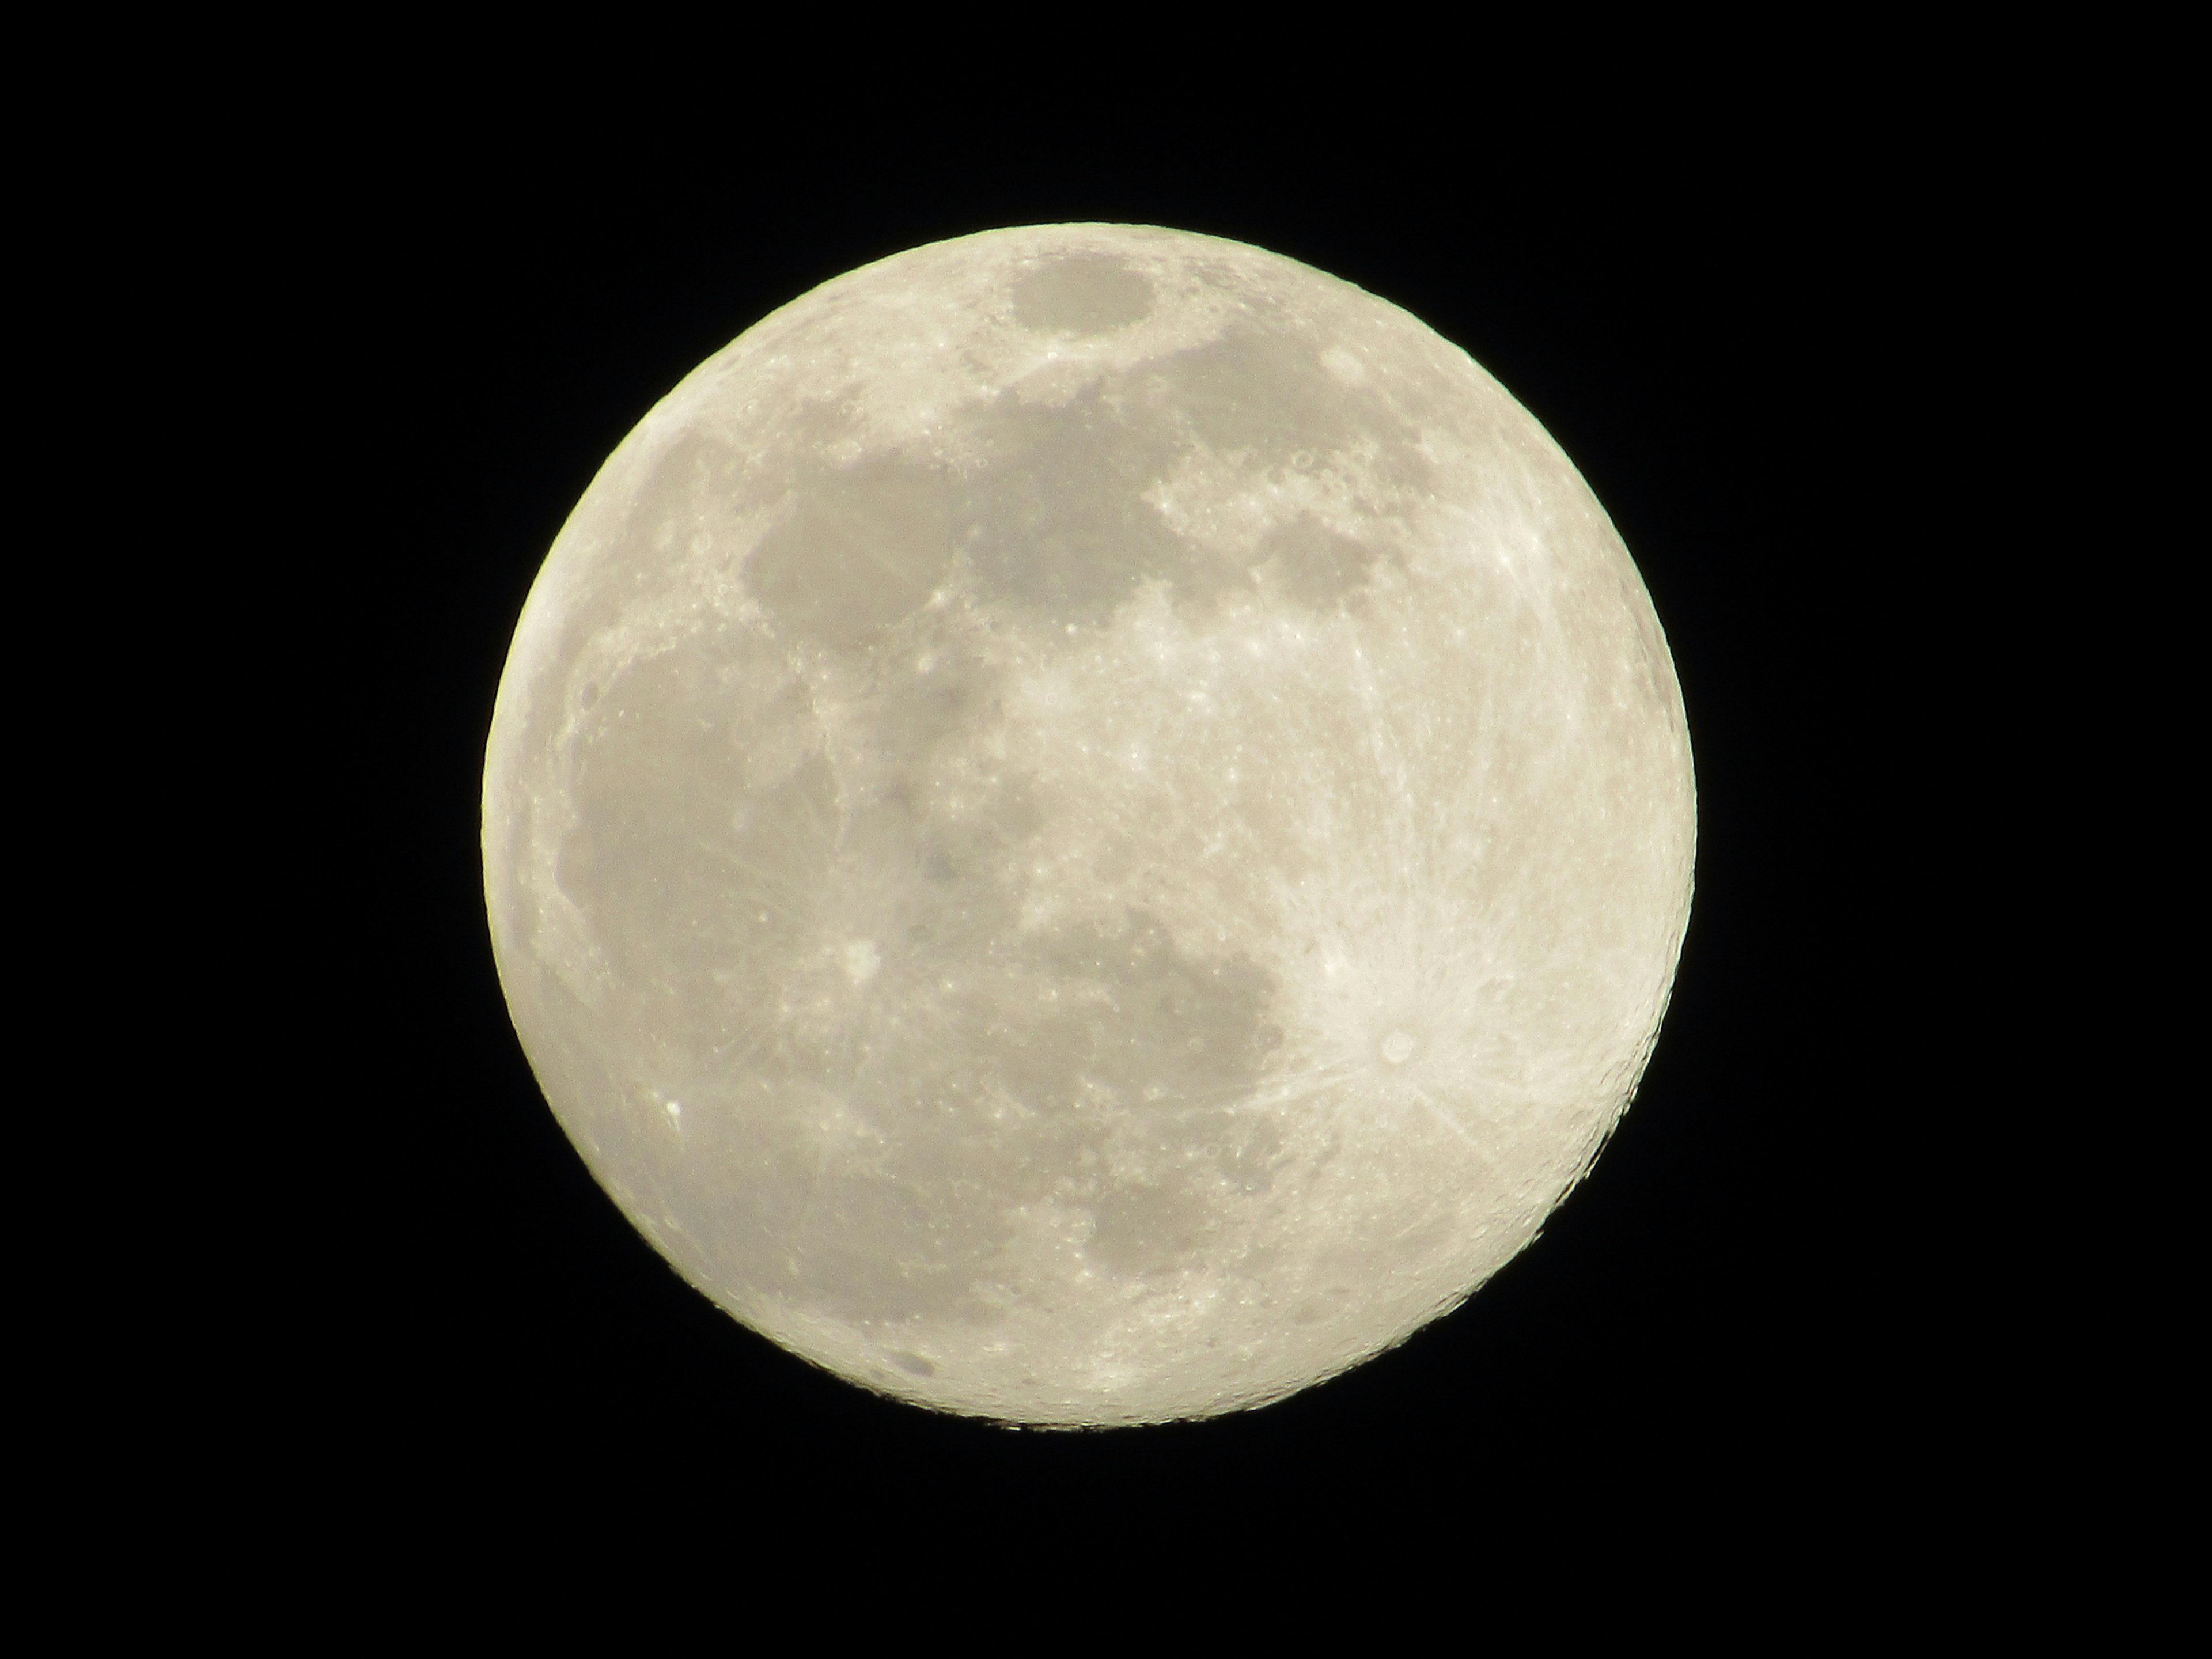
[482,224,1694,1426]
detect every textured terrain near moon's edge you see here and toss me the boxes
[482,224,1695,1427]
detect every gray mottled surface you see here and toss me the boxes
[482,225,1695,1425]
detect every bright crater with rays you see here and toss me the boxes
[483,224,1695,1426]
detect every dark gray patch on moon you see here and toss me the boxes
[994,908,1280,1113]
[562,622,833,1035]
[731,317,1434,645]
[1011,255,1155,335]
[747,453,955,649]
[1148,328,1364,467]
[1087,1179,1213,1277]
[950,385,1198,626]
[1257,514,1388,607]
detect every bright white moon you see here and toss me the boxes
[483,224,1694,1426]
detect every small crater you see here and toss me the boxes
[1381,1031,1416,1066]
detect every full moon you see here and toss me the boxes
[482,224,1694,1426]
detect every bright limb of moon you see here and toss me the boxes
[482,224,1695,1426]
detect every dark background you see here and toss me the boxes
[260,84,1991,1554]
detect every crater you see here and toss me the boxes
[1011,255,1154,335]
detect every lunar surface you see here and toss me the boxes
[482,224,1695,1426]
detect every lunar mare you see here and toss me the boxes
[483,225,1694,1426]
